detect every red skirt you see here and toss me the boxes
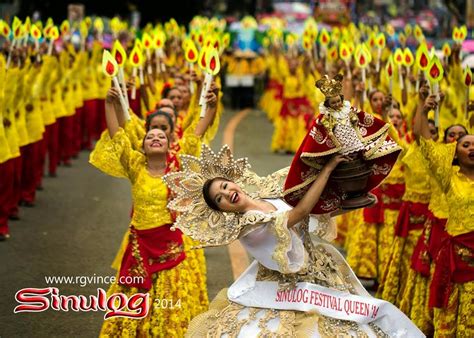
[119,224,185,290]
[429,230,474,308]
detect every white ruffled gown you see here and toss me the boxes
[186,198,424,337]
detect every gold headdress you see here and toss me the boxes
[163,144,251,247]
[315,74,343,98]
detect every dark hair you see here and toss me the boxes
[202,177,228,211]
[165,86,181,99]
[161,84,172,98]
[145,110,174,133]
[368,89,384,101]
[323,95,344,108]
[443,124,468,143]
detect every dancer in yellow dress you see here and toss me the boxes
[397,90,470,335]
[271,55,313,153]
[377,86,433,306]
[416,93,474,338]
[90,85,217,337]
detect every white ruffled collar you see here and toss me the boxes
[319,100,352,119]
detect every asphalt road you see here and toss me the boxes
[0,108,293,337]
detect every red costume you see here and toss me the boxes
[282,75,401,214]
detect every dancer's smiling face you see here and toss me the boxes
[456,135,474,169]
[204,178,247,213]
[143,128,169,155]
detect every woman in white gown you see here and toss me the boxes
[164,144,424,337]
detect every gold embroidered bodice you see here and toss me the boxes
[401,142,431,203]
[89,128,172,229]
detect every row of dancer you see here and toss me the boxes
[0,40,110,240]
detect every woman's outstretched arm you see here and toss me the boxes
[287,154,348,227]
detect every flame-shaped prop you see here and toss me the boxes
[340,42,352,79]
[460,26,468,40]
[386,55,394,78]
[404,24,412,36]
[30,24,41,40]
[355,45,371,106]
[339,42,351,61]
[154,30,166,72]
[318,28,330,46]
[94,17,104,42]
[0,20,11,38]
[60,20,70,36]
[13,18,23,40]
[354,45,370,69]
[200,48,220,118]
[185,40,198,63]
[393,48,404,66]
[102,50,118,77]
[206,48,220,76]
[142,32,153,74]
[403,48,414,91]
[414,42,429,91]
[142,32,153,50]
[427,55,443,84]
[112,40,127,66]
[386,55,395,114]
[375,32,385,71]
[403,48,414,67]
[102,50,130,120]
[185,39,199,93]
[368,33,376,49]
[463,66,472,119]
[442,43,451,58]
[47,26,59,55]
[414,25,423,41]
[198,46,208,71]
[112,40,129,110]
[427,55,444,127]
[129,45,143,99]
[327,46,338,62]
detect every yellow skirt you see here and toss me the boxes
[377,229,423,305]
[433,281,474,337]
[346,209,397,281]
[100,236,209,337]
[271,115,307,153]
[346,219,378,279]
[182,235,209,311]
[259,88,282,121]
[399,269,433,336]
[336,209,363,249]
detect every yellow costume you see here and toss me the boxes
[271,59,312,153]
[258,54,283,122]
[377,142,431,306]
[419,138,474,338]
[90,129,208,337]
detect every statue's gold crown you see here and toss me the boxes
[315,74,343,98]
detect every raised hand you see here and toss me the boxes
[422,94,438,114]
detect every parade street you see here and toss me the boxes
[0,108,294,337]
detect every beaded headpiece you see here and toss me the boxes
[315,74,343,98]
[163,144,251,247]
